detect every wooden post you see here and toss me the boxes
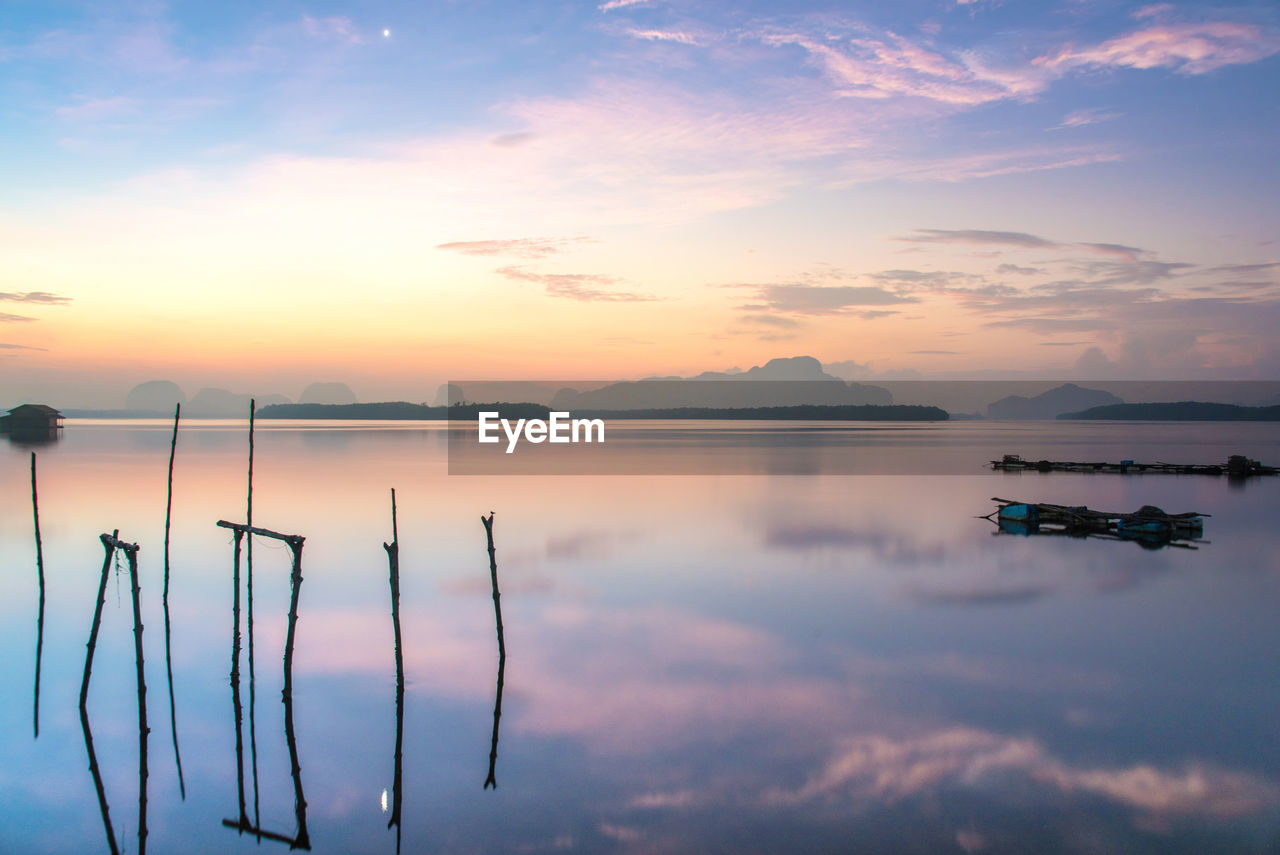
[384,490,404,852]
[125,544,149,855]
[216,519,310,850]
[283,536,309,850]
[81,533,121,855]
[31,452,44,739]
[482,513,506,790]
[163,403,186,798]
[80,532,146,854]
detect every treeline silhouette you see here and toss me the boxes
[1060,402,1280,420]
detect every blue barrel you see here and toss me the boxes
[998,503,1039,522]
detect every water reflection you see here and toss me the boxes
[4,421,1280,853]
[4,425,63,447]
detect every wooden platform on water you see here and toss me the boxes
[986,498,1208,547]
[990,453,1276,477]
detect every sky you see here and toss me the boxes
[1,0,1278,406]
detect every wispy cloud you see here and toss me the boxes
[851,147,1124,183]
[599,0,649,10]
[301,15,365,45]
[496,265,657,302]
[744,283,918,315]
[759,30,1045,106]
[1071,259,1192,284]
[869,269,968,285]
[624,29,702,46]
[436,237,590,259]
[1052,108,1123,130]
[996,263,1042,275]
[898,229,1059,249]
[0,313,36,323]
[897,229,1144,261]
[1037,22,1280,75]
[0,291,73,305]
[0,342,47,351]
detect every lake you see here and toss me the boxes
[3,419,1280,854]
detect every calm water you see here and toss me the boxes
[3,419,1280,854]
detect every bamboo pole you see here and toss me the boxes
[125,544,149,855]
[384,490,404,852]
[482,513,506,790]
[81,533,121,855]
[163,402,186,798]
[31,452,44,739]
[282,537,309,850]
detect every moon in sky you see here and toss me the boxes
[382,28,391,38]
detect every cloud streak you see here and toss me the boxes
[744,283,918,315]
[496,265,657,302]
[1037,22,1280,75]
[0,291,73,305]
[897,230,1144,261]
[436,237,590,259]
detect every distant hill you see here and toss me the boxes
[1060,402,1280,420]
[187,388,290,417]
[255,402,946,421]
[575,405,946,421]
[553,380,892,410]
[987,383,1123,419]
[444,356,894,411]
[125,380,185,411]
[550,356,892,410]
[299,382,357,405]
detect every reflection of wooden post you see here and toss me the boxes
[482,513,506,790]
[31,452,44,739]
[163,403,186,798]
[383,490,404,853]
[230,529,248,829]
[246,400,260,836]
[82,533,121,855]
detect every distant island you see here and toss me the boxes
[987,383,1123,420]
[1060,402,1280,420]
[256,402,948,421]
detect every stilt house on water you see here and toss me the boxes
[0,404,65,441]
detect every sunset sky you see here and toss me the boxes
[2,0,1278,406]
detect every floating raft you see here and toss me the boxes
[990,453,1276,477]
[987,498,1208,547]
